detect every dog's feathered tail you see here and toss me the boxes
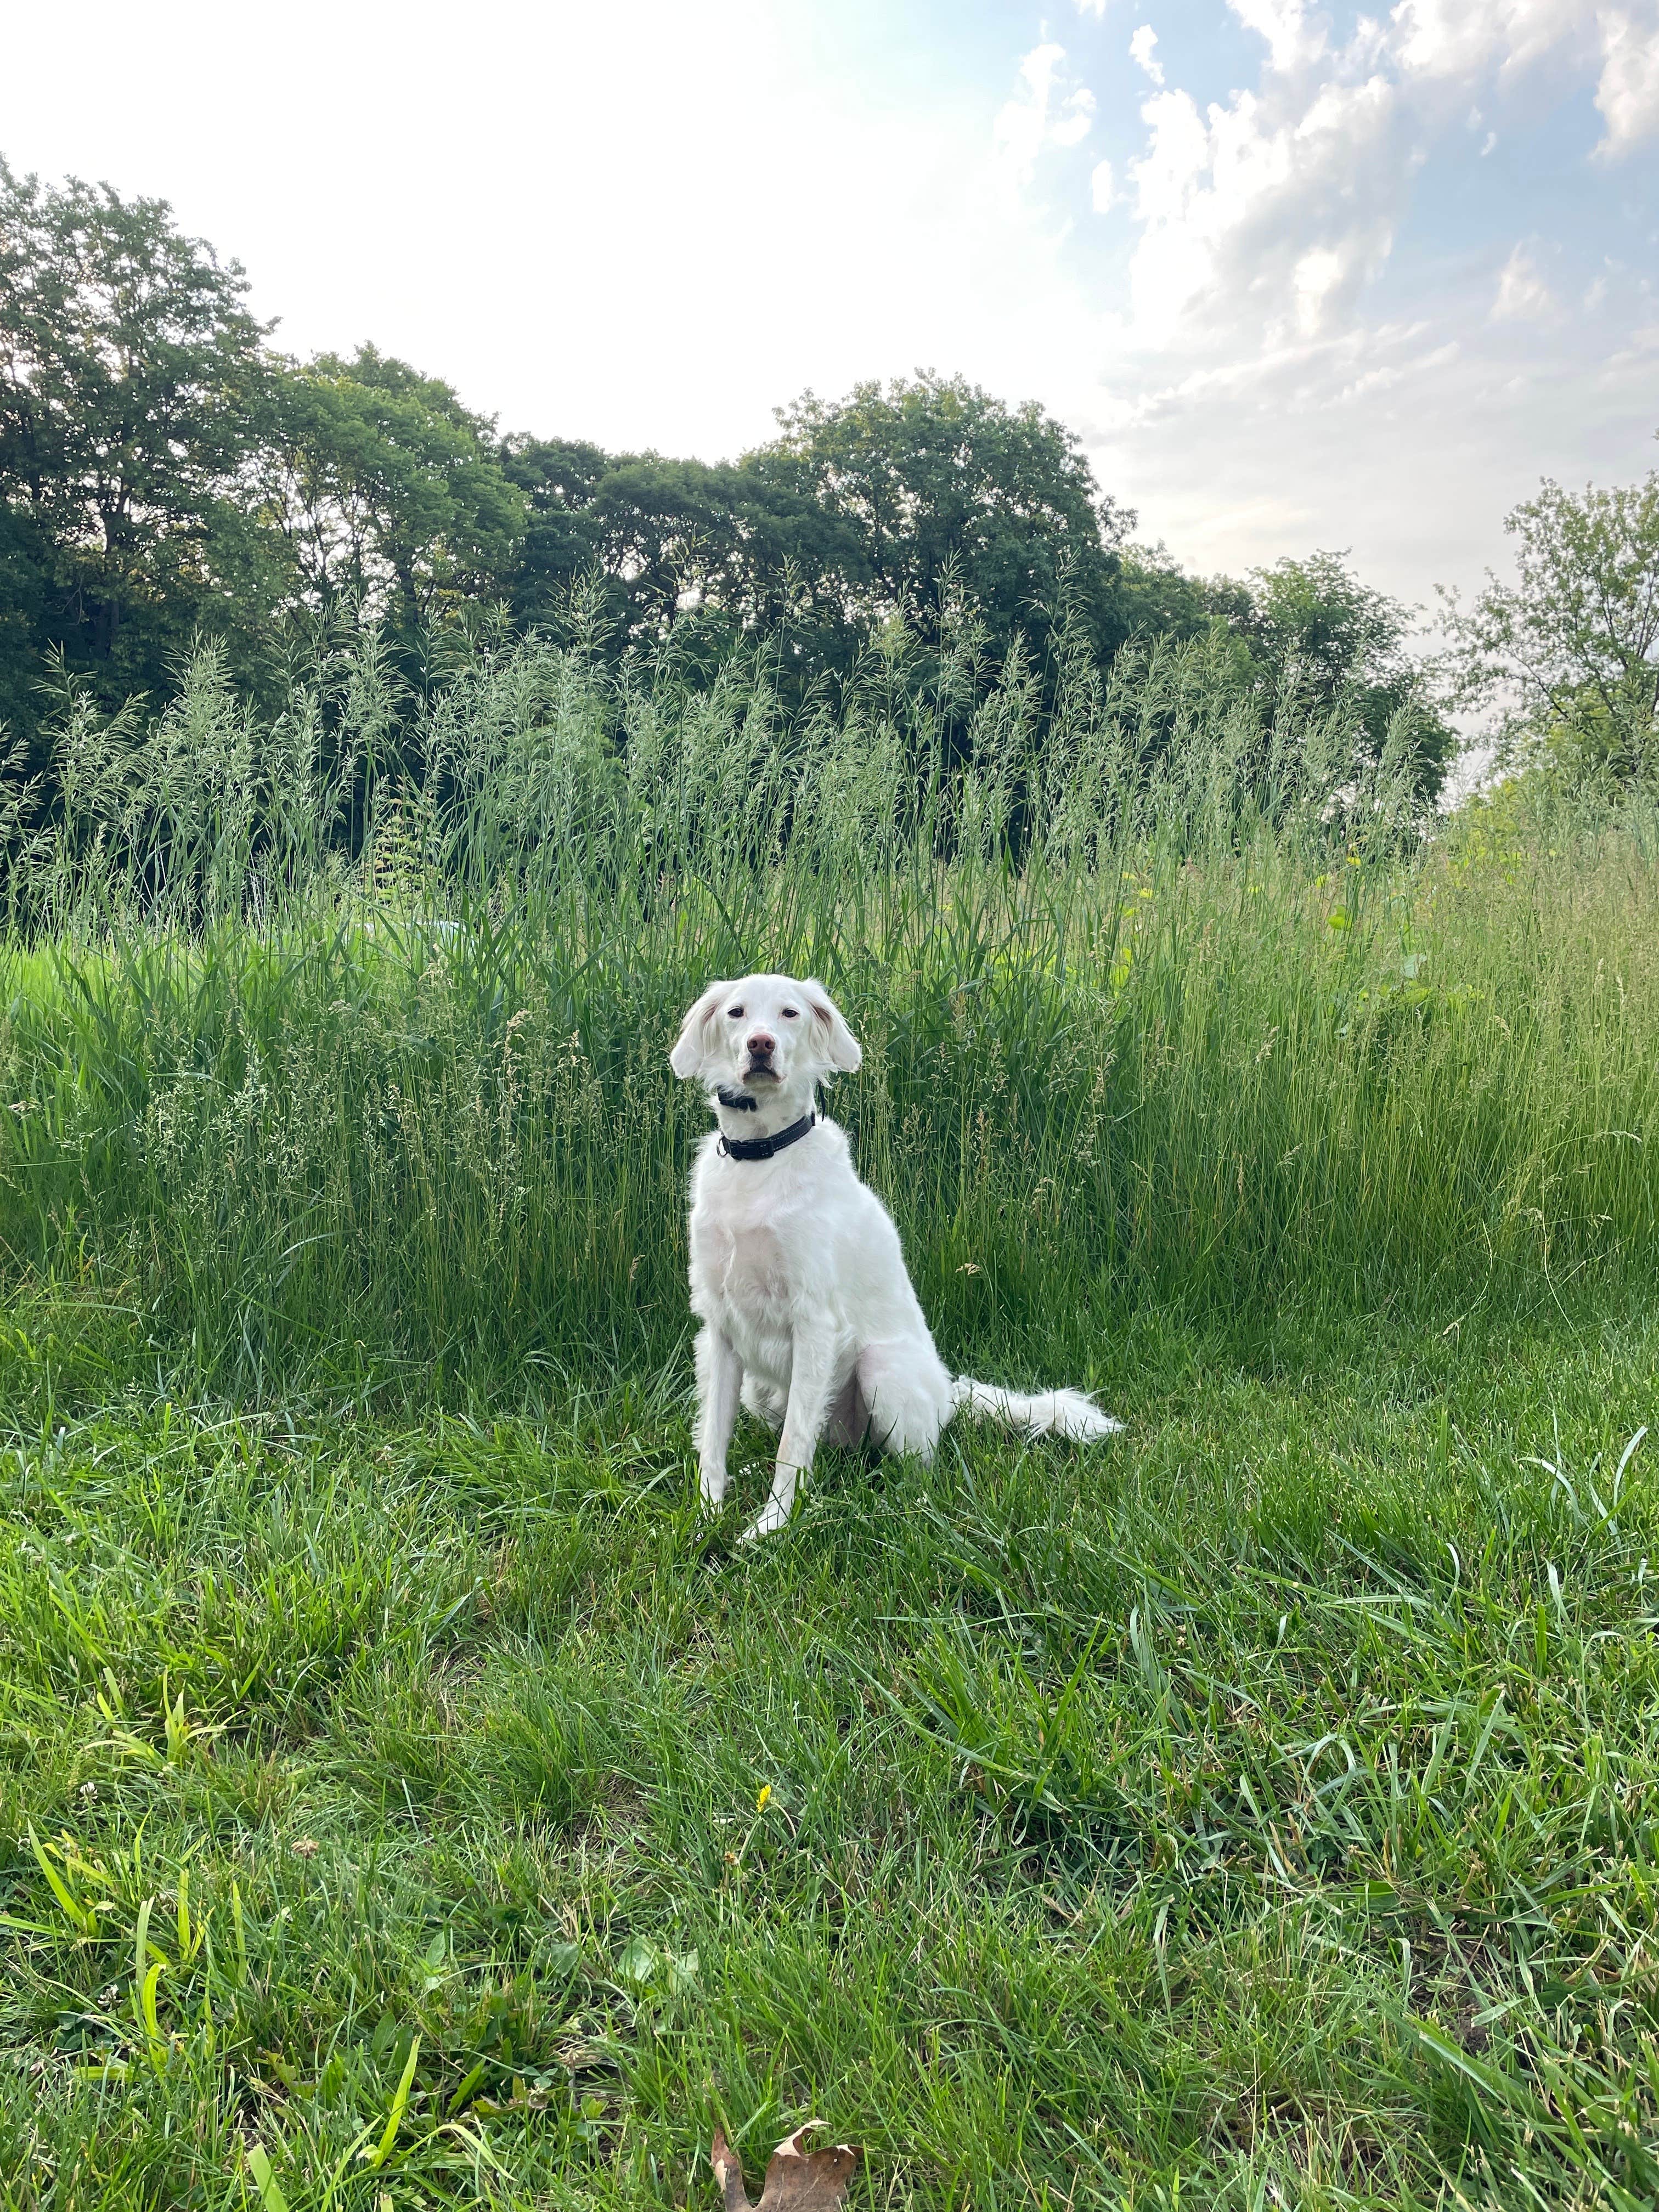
[951,1376,1122,1442]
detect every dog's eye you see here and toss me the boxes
[727,1006,744,1019]
[782,1007,798,1019]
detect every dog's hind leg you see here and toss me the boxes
[855,1341,952,1464]
[817,1373,867,1449]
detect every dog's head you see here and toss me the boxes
[670,973,861,1116]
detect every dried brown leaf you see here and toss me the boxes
[710,2121,859,2212]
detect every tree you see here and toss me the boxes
[427,376,1149,689]
[504,437,870,678]
[566,452,746,645]
[0,156,271,708]
[500,434,608,625]
[0,501,46,733]
[1248,552,1406,696]
[248,347,525,636]
[1444,464,1659,790]
[1247,550,1453,797]
[1115,541,1253,642]
[759,373,1131,659]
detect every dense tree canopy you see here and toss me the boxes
[0,155,269,716]
[500,378,1127,673]
[763,374,1130,656]
[1,154,1463,802]
[251,347,526,634]
[1246,550,1455,792]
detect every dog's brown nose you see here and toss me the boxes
[746,1030,775,1060]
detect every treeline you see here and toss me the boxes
[1,156,1452,793]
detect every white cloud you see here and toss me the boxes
[1491,244,1556,321]
[1091,159,1121,211]
[995,42,1096,183]
[1293,246,1345,336]
[1227,0,1324,74]
[1389,0,1593,82]
[1129,26,1165,83]
[1595,8,1659,155]
[1386,0,1659,157]
[1123,67,1405,347]
[1028,0,1659,618]
[1100,0,1658,366]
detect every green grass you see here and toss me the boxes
[3,789,1656,1403]
[0,1299,1655,2210]
[3,630,1655,1400]
[1,627,1656,2206]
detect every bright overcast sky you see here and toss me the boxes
[4,0,1657,612]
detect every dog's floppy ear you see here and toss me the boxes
[803,980,861,1073]
[670,980,733,1079]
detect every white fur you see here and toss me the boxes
[672,972,1122,1541]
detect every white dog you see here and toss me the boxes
[671,972,1122,1541]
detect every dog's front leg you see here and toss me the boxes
[694,1326,742,1508]
[741,1334,840,1541]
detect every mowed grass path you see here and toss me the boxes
[1,1302,1655,2211]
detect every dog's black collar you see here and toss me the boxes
[715,1086,759,1113]
[718,1111,816,1162]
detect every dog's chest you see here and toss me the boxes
[691,1175,816,1359]
[696,1205,793,1318]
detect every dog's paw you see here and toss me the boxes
[738,1497,793,1542]
[698,1472,731,1512]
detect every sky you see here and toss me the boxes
[3,0,1657,619]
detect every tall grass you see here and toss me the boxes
[0,612,1654,1400]
[3,616,1659,2212]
